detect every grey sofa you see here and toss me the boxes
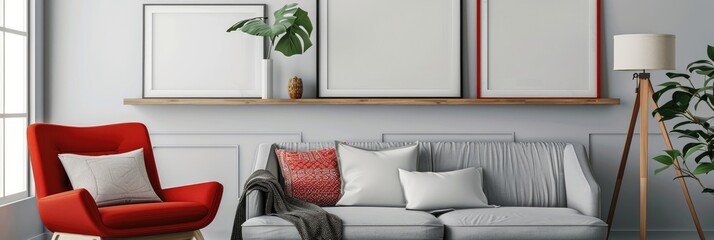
[243,142,607,240]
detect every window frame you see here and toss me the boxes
[0,0,37,206]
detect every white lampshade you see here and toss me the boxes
[613,34,676,71]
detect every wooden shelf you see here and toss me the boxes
[124,98,620,105]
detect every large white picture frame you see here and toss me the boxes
[318,0,462,98]
[143,4,265,98]
[477,0,600,98]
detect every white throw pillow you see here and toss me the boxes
[58,149,162,207]
[398,167,489,210]
[336,143,418,207]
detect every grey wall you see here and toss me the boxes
[40,0,714,238]
[0,198,45,240]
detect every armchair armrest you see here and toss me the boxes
[564,144,601,218]
[38,189,104,235]
[162,182,223,208]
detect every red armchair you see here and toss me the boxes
[27,123,223,239]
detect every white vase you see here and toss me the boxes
[262,59,273,99]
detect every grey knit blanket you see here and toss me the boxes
[231,169,343,240]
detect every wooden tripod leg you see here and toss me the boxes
[606,89,640,239]
[639,79,649,240]
[646,81,706,240]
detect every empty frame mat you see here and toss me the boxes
[144,5,265,98]
[478,0,599,98]
[319,0,461,97]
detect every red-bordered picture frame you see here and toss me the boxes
[476,0,601,98]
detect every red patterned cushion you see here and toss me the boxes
[276,148,341,206]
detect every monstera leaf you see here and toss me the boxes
[227,3,313,58]
[274,7,313,57]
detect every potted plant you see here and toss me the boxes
[652,45,714,194]
[227,3,313,99]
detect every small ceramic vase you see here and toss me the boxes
[288,76,303,99]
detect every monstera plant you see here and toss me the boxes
[652,45,714,195]
[227,3,313,59]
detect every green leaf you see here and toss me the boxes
[672,91,692,111]
[694,151,710,163]
[673,129,699,140]
[667,72,690,79]
[695,86,714,94]
[678,86,696,94]
[653,155,674,165]
[293,8,313,35]
[689,65,714,74]
[704,76,714,87]
[665,149,682,159]
[653,109,677,121]
[659,81,681,87]
[227,3,299,39]
[271,3,299,36]
[275,3,299,19]
[666,72,690,79]
[693,163,714,175]
[274,7,313,57]
[703,133,714,142]
[240,19,279,37]
[696,69,714,76]
[686,59,713,70]
[226,17,265,32]
[667,72,691,79]
[682,142,705,158]
[653,98,683,121]
[653,85,677,102]
[672,121,695,129]
[684,145,705,160]
[694,95,708,110]
[708,45,714,62]
[654,165,670,175]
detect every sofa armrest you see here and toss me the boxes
[564,144,601,218]
[247,143,280,219]
[38,189,104,235]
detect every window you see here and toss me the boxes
[0,0,29,205]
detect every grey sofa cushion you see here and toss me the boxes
[430,142,569,207]
[242,207,443,240]
[438,207,607,240]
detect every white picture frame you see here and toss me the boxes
[318,0,462,98]
[143,4,265,98]
[477,0,600,98]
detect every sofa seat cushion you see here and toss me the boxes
[242,207,443,240]
[99,202,208,229]
[438,207,607,240]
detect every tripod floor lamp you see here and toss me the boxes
[608,34,705,239]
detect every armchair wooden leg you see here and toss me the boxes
[52,232,100,240]
[52,230,205,240]
[192,230,205,240]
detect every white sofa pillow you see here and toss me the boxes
[336,143,418,207]
[58,149,162,207]
[398,167,489,210]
